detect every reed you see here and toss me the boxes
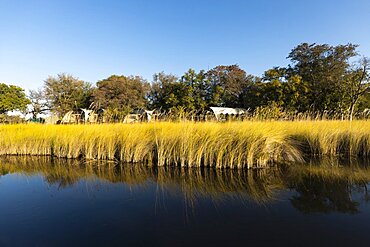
[0,121,369,168]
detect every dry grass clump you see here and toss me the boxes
[0,121,369,168]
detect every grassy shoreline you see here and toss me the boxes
[0,121,369,168]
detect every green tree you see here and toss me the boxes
[149,72,194,112]
[262,67,309,111]
[287,43,358,113]
[239,82,263,110]
[0,83,30,114]
[206,65,256,107]
[44,73,93,116]
[29,88,49,119]
[344,57,370,120]
[93,75,149,118]
[357,92,370,113]
[181,69,209,111]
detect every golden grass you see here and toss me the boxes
[0,121,369,168]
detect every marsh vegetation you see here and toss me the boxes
[0,121,369,168]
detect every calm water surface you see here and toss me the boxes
[0,157,369,247]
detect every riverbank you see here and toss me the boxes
[0,121,369,168]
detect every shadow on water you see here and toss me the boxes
[0,156,369,214]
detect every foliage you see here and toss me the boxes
[149,66,258,114]
[29,88,49,119]
[240,43,368,119]
[3,42,370,121]
[0,114,25,124]
[149,72,194,112]
[181,69,209,111]
[205,64,257,107]
[147,49,368,119]
[0,83,30,114]
[44,73,93,116]
[93,75,149,114]
[287,43,358,112]
[344,57,370,120]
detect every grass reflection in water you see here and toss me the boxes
[0,156,369,214]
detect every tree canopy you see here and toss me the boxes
[93,75,149,110]
[29,88,49,119]
[0,83,30,114]
[44,73,93,116]
[287,43,358,113]
[148,65,259,113]
[1,42,369,122]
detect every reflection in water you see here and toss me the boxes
[0,156,369,214]
[290,175,362,214]
[0,156,284,204]
[286,158,370,214]
[1,157,370,247]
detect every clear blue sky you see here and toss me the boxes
[1,0,369,91]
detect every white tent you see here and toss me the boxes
[210,107,248,120]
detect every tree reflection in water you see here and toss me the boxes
[286,158,370,214]
[0,156,369,214]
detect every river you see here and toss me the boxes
[0,157,369,247]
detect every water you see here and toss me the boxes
[0,157,369,247]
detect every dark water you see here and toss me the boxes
[0,157,370,247]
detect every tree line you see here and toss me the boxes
[1,42,369,122]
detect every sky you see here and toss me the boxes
[1,0,370,91]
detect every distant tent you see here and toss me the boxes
[44,115,59,124]
[61,111,75,124]
[123,109,156,123]
[210,107,248,120]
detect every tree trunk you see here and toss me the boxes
[349,104,355,121]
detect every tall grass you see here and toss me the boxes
[0,121,369,168]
